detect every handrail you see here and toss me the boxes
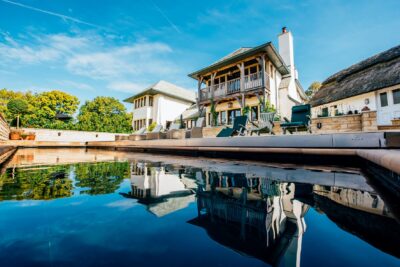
[199,71,269,101]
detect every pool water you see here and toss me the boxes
[0,148,399,267]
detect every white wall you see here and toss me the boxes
[311,92,377,118]
[20,128,127,142]
[132,106,152,120]
[154,95,193,128]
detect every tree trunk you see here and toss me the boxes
[17,115,20,129]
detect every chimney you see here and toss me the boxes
[278,27,295,76]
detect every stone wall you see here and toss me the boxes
[20,128,128,142]
[202,126,225,137]
[0,114,10,141]
[361,111,378,132]
[311,111,378,134]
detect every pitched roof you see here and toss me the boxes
[310,45,400,107]
[188,42,290,79]
[213,47,252,64]
[124,80,196,103]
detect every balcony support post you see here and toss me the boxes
[197,76,203,112]
[257,55,266,111]
[210,72,217,100]
[237,62,245,92]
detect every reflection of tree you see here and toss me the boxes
[74,162,129,195]
[0,166,72,200]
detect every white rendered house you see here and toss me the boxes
[124,80,196,131]
[188,27,307,126]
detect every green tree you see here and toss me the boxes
[77,96,132,133]
[74,161,129,195]
[0,89,35,124]
[305,81,322,98]
[7,99,29,128]
[26,90,79,128]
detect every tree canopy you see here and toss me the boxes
[305,81,322,98]
[26,90,79,128]
[76,96,132,133]
[0,88,132,133]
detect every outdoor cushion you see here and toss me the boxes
[217,128,234,137]
[281,121,305,127]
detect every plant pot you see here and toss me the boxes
[26,133,36,140]
[10,131,21,140]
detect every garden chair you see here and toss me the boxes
[280,104,312,134]
[249,112,276,136]
[167,122,186,139]
[128,127,147,141]
[216,115,248,137]
[187,117,205,138]
[146,125,166,140]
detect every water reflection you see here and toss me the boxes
[120,163,196,217]
[0,148,399,266]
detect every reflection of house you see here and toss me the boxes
[310,45,400,127]
[311,185,400,258]
[188,27,307,126]
[121,162,196,217]
[124,80,196,131]
[190,172,308,267]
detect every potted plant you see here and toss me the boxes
[21,133,28,140]
[10,129,23,140]
[7,99,29,140]
[26,132,36,140]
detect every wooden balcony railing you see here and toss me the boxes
[199,71,268,102]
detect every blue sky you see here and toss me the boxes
[1,0,399,106]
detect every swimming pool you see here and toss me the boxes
[0,148,399,267]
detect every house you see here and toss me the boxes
[124,80,196,131]
[121,162,196,217]
[188,27,307,127]
[175,103,206,129]
[310,44,400,127]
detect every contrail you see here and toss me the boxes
[1,0,110,31]
[149,0,181,34]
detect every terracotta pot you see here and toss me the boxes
[26,134,36,140]
[10,131,21,140]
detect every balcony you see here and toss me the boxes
[199,71,269,103]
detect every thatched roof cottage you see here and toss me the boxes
[310,45,400,126]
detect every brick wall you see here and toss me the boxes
[0,114,10,141]
[311,111,377,134]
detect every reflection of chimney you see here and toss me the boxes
[278,27,295,77]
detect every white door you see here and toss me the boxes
[376,88,400,125]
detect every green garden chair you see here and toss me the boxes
[280,104,312,134]
[217,115,248,137]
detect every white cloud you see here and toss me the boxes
[0,31,183,92]
[106,199,137,210]
[107,81,147,93]
[57,80,94,91]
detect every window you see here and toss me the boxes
[220,111,227,125]
[149,96,153,106]
[393,89,400,104]
[380,92,388,107]
[321,107,329,117]
[228,109,241,125]
[251,106,259,121]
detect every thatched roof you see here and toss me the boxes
[310,45,400,107]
